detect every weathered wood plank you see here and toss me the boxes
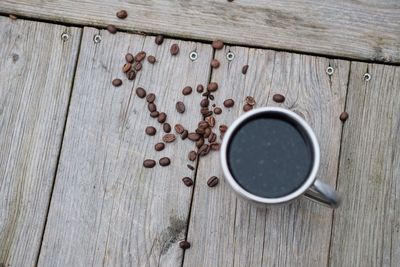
[38,27,212,266]
[0,17,81,266]
[330,63,400,266]
[1,0,399,63]
[183,47,349,266]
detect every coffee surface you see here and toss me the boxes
[227,114,313,198]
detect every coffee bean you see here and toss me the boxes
[209,94,215,101]
[150,111,159,118]
[187,164,195,170]
[200,107,209,115]
[219,124,228,133]
[207,176,219,187]
[223,99,235,108]
[162,133,176,143]
[148,103,157,112]
[188,151,197,161]
[212,104,216,107]
[198,121,209,129]
[135,51,146,62]
[125,53,134,63]
[154,142,165,151]
[195,127,205,135]
[188,133,201,141]
[146,93,156,103]
[158,112,167,123]
[200,98,209,108]
[204,127,211,138]
[116,10,128,19]
[147,55,156,64]
[136,87,146,98]
[214,107,222,114]
[135,62,142,71]
[143,159,156,168]
[198,144,210,156]
[155,35,164,45]
[122,63,132,73]
[212,40,224,50]
[272,93,285,103]
[243,104,253,112]
[207,82,218,92]
[181,130,188,140]
[244,96,255,106]
[179,240,191,249]
[106,24,117,34]
[174,124,185,134]
[339,111,349,122]
[112,78,122,87]
[163,123,171,133]
[170,44,179,55]
[242,65,249,74]
[182,86,193,95]
[9,14,17,20]
[208,132,217,143]
[196,84,204,93]
[205,116,215,127]
[211,59,220,68]
[202,91,210,97]
[127,70,136,80]
[159,157,171,166]
[176,101,185,113]
[182,177,194,187]
[145,126,157,136]
[210,143,220,150]
[196,138,204,148]
[204,111,213,117]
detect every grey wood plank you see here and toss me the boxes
[184,47,349,266]
[0,17,81,266]
[38,27,213,266]
[330,63,400,266]
[1,0,399,63]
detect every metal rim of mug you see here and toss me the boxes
[220,106,321,204]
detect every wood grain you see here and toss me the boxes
[183,46,349,266]
[0,17,81,266]
[37,27,213,266]
[1,0,399,63]
[330,63,400,266]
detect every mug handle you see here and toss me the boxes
[303,180,340,208]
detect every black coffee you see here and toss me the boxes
[227,112,313,198]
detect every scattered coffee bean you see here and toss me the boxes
[158,112,167,123]
[202,91,210,97]
[245,96,256,106]
[182,177,194,187]
[212,40,224,50]
[204,127,211,138]
[127,70,136,80]
[187,164,195,171]
[212,104,216,107]
[198,121,209,129]
[145,126,157,136]
[211,59,220,68]
[209,94,215,101]
[181,130,188,140]
[205,116,215,127]
[188,133,201,141]
[9,14,17,20]
[159,157,171,166]
[162,133,176,143]
[155,35,164,45]
[182,86,193,95]
[243,104,253,112]
[176,101,185,113]
[196,138,204,148]
[147,55,156,64]
[204,111,213,117]
[208,132,217,143]
[179,240,191,249]
[210,143,220,150]
[146,93,156,103]
[200,107,209,115]
[135,62,143,71]
[195,127,205,135]
[188,151,197,161]
[148,103,157,112]
[198,144,210,156]
[272,93,285,103]
[223,99,235,108]
[200,98,209,108]
[106,25,117,34]
[219,124,228,133]
[163,123,171,133]
[122,63,132,73]
[125,53,134,63]
[207,82,218,92]
[143,159,156,168]
[214,107,222,114]
[112,78,122,87]
[150,111,159,118]
[196,84,204,93]
[154,142,165,151]
[174,124,185,134]
[116,10,128,19]
[170,44,179,55]
[340,111,349,122]
[135,51,146,62]
[136,87,146,98]
[207,176,219,187]
[242,64,249,74]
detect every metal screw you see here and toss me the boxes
[61,32,69,42]
[189,51,198,61]
[226,51,235,61]
[363,73,371,81]
[93,34,102,44]
[326,66,334,76]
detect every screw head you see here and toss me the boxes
[326,66,334,76]
[363,73,371,81]
[189,51,198,61]
[61,32,69,42]
[226,51,235,61]
[93,34,102,43]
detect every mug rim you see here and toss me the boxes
[220,107,320,204]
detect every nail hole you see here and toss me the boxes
[61,32,69,42]
[189,51,198,61]
[226,51,235,61]
[326,66,334,76]
[93,34,102,44]
[364,73,371,81]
